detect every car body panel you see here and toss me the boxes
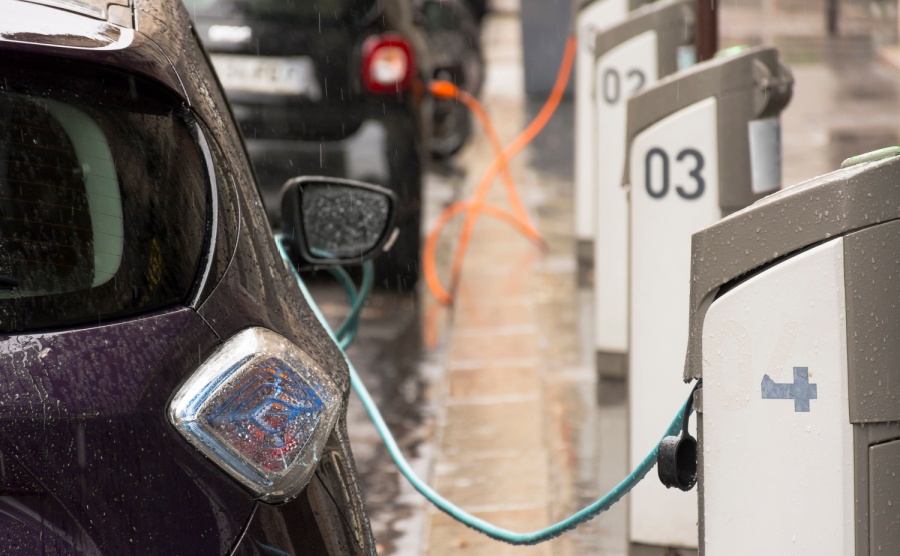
[0,308,252,555]
[0,0,376,552]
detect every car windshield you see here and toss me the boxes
[0,55,209,332]
[184,0,379,24]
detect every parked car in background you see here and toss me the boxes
[0,0,393,552]
[464,0,489,21]
[415,0,485,158]
[187,0,432,289]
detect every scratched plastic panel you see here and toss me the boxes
[200,357,329,475]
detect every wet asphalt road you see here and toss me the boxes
[340,288,433,556]
[305,273,441,555]
[305,143,470,554]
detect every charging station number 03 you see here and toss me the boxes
[644,147,705,200]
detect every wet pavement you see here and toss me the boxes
[308,0,900,554]
[418,13,618,555]
[306,281,437,555]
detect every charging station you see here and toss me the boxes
[681,148,900,555]
[623,46,793,552]
[575,0,697,251]
[574,0,641,254]
[591,0,695,379]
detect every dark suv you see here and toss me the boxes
[188,0,431,288]
[0,0,385,553]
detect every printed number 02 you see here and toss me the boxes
[645,147,705,200]
[602,68,646,105]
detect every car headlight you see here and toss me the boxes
[168,327,341,503]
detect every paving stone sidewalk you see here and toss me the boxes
[421,11,619,556]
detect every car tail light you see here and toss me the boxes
[362,34,414,93]
[168,328,341,503]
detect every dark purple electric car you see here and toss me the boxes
[0,0,394,553]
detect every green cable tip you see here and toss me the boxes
[841,146,900,169]
[715,44,751,58]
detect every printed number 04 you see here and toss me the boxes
[644,147,705,200]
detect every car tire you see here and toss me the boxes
[430,98,473,160]
[421,0,484,160]
[463,0,488,21]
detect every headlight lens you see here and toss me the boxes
[168,328,341,502]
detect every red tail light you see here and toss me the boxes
[362,34,414,94]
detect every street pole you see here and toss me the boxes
[827,0,839,37]
[696,0,718,62]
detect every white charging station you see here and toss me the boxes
[623,46,793,553]
[591,0,695,379]
[575,0,633,253]
[682,148,900,555]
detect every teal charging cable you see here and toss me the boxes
[324,263,372,349]
[276,236,694,545]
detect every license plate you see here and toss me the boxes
[210,55,322,99]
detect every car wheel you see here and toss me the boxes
[463,0,488,21]
[430,98,472,160]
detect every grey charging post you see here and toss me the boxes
[589,0,695,381]
[684,148,900,554]
[623,46,793,553]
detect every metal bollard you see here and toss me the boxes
[623,46,793,553]
[683,147,900,554]
[590,0,696,380]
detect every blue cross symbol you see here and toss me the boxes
[761,367,818,412]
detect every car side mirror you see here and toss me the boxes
[279,176,398,269]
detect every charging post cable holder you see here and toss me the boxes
[657,379,701,491]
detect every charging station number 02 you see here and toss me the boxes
[600,67,646,105]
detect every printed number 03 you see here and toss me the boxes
[644,147,705,200]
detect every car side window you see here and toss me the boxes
[0,94,123,297]
[0,55,210,332]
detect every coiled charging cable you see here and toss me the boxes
[276,237,696,545]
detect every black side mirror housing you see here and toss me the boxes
[279,176,398,270]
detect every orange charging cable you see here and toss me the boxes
[423,35,577,306]
[425,82,543,304]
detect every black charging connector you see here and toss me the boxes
[657,380,702,491]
